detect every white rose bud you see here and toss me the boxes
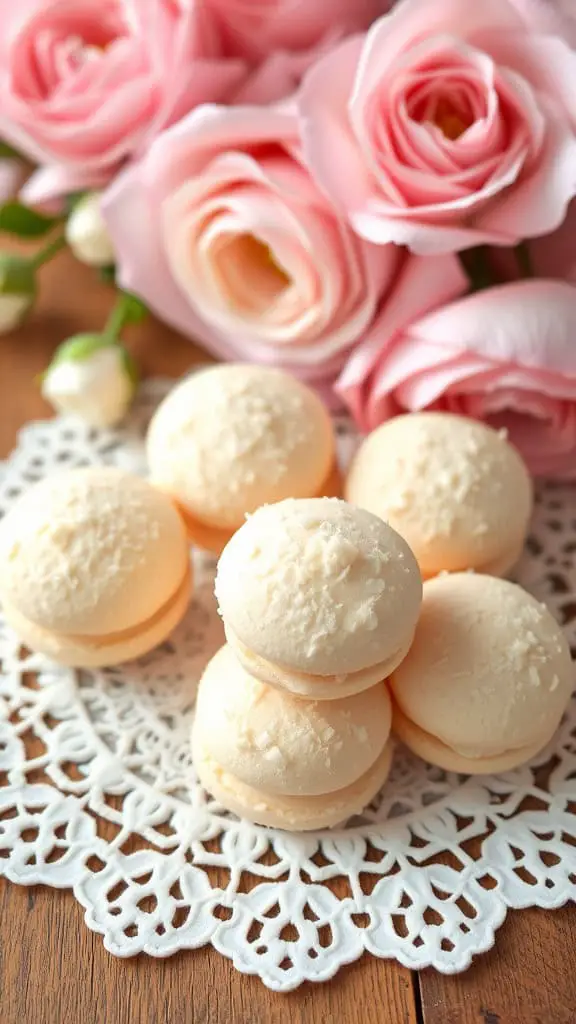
[0,292,33,332]
[65,192,115,268]
[0,254,36,334]
[41,334,138,428]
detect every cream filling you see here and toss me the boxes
[225,624,414,699]
[392,703,545,769]
[194,736,394,830]
[3,566,192,650]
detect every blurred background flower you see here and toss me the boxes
[298,0,576,255]
[0,0,574,474]
[0,0,246,206]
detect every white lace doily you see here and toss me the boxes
[0,379,574,992]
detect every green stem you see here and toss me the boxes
[31,233,66,270]
[514,241,534,279]
[103,292,131,344]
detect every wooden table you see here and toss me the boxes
[0,251,574,1024]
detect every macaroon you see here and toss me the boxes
[345,413,533,578]
[192,644,394,830]
[146,364,339,554]
[0,467,192,667]
[390,573,573,774]
[215,497,422,700]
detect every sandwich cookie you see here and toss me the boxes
[391,573,573,774]
[345,413,532,578]
[215,497,422,699]
[147,364,339,553]
[0,467,191,667]
[192,644,394,830]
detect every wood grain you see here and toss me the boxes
[419,905,576,1024]
[1,881,419,1024]
[0,249,418,1024]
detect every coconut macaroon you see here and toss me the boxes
[215,497,422,700]
[192,644,394,830]
[391,573,573,774]
[146,364,339,554]
[0,467,191,667]
[345,413,533,579]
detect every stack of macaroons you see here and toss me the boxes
[194,420,572,829]
[0,366,572,834]
[194,497,423,828]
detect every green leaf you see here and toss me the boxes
[120,291,148,326]
[0,254,36,297]
[0,141,20,160]
[0,202,60,239]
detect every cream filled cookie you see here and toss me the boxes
[146,365,339,553]
[215,497,422,699]
[391,574,573,774]
[0,467,191,666]
[192,644,394,830]
[345,413,532,578]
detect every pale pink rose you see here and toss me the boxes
[103,103,461,393]
[299,0,576,255]
[509,0,576,47]
[0,0,245,204]
[210,0,388,106]
[338,280,576,477]
[205,0,384,63]
[231,48,330,107]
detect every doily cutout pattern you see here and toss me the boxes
[0,379,574,992]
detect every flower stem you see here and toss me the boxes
[30,234,66,270]
[514,241,534,279]
[103,292,132,344]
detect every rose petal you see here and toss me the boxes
[410,279,576,372]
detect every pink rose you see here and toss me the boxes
[299,0,576,255]
[210,0,389,106]
[338,280,576,477]
[104,103,452,392]
[205,0,383,63]
[0,0,245,204]
[509,0,576,47]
